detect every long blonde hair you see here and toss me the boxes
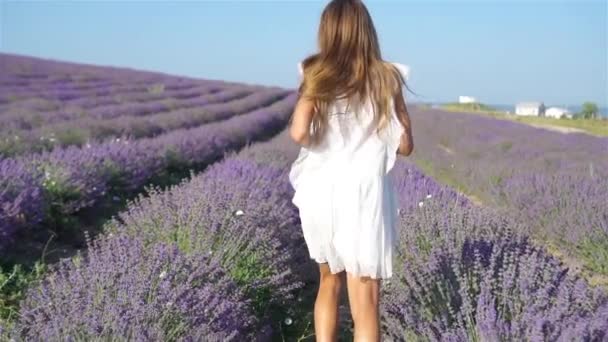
[298,0,406,146]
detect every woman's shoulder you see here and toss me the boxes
[297,55,320,77]
[297,61,304,76]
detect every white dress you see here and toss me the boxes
[288,61,410,280]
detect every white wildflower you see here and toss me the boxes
[166,301,173,308]
[426,194,432,199]
[159,271,167,279]
[284,317,293,326]
[234,209,244,217]
[418,201,424,208]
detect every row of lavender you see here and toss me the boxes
[1,53,244,104]
[1,54,290,159]
[384,162,607,340]
[1,78,195,110]
[0,83,226,130]
[0,92,297,253]
[0,81,278,131]
[0,89,289,157]
[5,130,605,340]
[408,107,608,276]
[2,132,313,340]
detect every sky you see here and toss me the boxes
[1,0,606,107]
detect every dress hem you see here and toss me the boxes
[308,255,393,280]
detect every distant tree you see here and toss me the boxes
[575,101,599,119]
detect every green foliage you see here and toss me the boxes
[38,163,83,231]
[55,128,88,147]
[499,141,513,153]
[0,262,47,321]
[230,251,275,318]
[0,135,25,158]
[575,102,599,119]
[147,83,165,95]
[441,102,498,113]
[103,159,128,192]
[165,147,186,171]
[578,234,608,276]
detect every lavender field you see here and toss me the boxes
[1,54,607,341]
[408,107,608,284]
[0,54,295,255]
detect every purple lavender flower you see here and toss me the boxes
[14,233,256,340]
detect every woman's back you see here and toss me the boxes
[288,61,410,282]
[290,61,410,185]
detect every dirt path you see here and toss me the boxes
[525,122,587,134]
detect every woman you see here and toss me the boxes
[287,0,414,340]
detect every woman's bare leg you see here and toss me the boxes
[346,272,381,342]
[314,262,344,342]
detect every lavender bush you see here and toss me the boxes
[106,156,307,329]
[373,159,608,340]
[12,233,256,341]
[7,133,311,340]
[383,229,608,341]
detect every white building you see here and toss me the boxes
[458,96,477,104]
[545,107,572,119]
[515,102,546,116]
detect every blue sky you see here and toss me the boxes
[1,0,606,107]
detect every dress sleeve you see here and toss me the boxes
[391,62,410,81]
[385,62,411,174]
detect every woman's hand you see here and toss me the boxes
[394,90,414,156]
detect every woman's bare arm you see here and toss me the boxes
[394,89,414,156]
[289,95,316,147]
